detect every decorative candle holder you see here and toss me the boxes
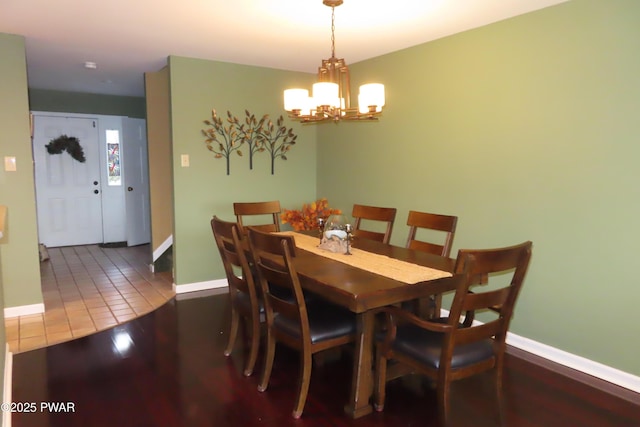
[317,217,325,244]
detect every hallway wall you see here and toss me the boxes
[0,33,42,310]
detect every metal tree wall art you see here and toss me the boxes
[236,110,268,170]
[202,109,297,175]
[202,110,243,175]
[259,115,297,175]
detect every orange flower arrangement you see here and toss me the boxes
[281,198,342,231]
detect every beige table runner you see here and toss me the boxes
[280,232,452,284]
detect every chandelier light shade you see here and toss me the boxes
[284,89,311,115]
[284,0,385,123]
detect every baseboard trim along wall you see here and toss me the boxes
[153,235,173,263]
[437,308,640,396]
[4,303,45,319]
[3,344,13,427]
[174,278,227,294]
[506,333,640,396]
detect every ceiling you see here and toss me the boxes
[1,0,568,98]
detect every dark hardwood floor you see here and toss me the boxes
[11,289,640,427]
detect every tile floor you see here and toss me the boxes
[5,243,175,354]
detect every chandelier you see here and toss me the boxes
[284,0,385,123]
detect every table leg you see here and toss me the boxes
[344,311,374,418]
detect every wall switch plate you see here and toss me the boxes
[4,156,16,172]
[181,154,189,167]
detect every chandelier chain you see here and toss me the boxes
[331,7,336,58]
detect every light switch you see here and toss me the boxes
[181,154,190,167]
[4,156,16,172]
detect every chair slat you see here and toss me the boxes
[234,201,281,234]
[352,204,397,244]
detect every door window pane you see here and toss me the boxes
[106,130,121,186]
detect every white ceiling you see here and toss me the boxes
[1,0,568,98]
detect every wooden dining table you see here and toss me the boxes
[288,231,457,419]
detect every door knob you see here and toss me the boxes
[93,181,99,185]
[128,187,134,192]
[94,189,99,194]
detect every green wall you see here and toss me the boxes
[0,34,42,309]
[168,57,317,285]
[317,0,640,375]
[29,88,146,118]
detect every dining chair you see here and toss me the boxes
[405,210,458,257]
[374,241,533,426]
[247,227,357,419]
[404,210,458,318]
[211,216,263,377]
[351,203,397,244]
[233,200,281,235]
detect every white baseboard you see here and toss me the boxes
[153,235,173,262]
[506,332,640,394]
[4,303,45,318]
[174,278,227,294]
[439,309,640,395]
[3,344,12,427]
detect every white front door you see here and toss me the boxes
[33,115,104,247]
[123,118,151,246]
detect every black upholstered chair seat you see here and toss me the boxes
[274,303,356,344]
[392,323,494,369]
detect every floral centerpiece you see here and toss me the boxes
[281,198,342,231]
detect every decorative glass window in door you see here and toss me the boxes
[106,130,121,186]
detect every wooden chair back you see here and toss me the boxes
[234,201,281,234]
[247,228,308,339]
[405,210,458,257]
[211,216,254,297]
[402,211,458,317]
[210,215,262,376]
[452,241,532,329]
[351,204,397,244]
